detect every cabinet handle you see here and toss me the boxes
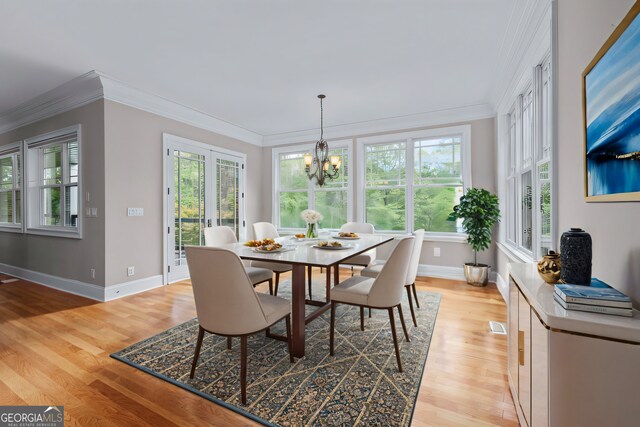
[518,330,525,366]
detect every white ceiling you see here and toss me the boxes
[0,0,516,136]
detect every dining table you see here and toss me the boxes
[221,234,394,358]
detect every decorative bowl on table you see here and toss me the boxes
[313,241,351,250]
[333,232,360,240]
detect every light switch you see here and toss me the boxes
[127,208,144,217]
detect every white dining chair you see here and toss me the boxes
[361,229,425,326]
[204,226,275,295]
[339,222,377,274]
[186,246,293,405]
[251,222,294,296]
[329,236,414,372]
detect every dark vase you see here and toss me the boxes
[560,228,592,285]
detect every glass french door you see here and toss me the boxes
[165,137,245,283]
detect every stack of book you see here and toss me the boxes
[553,278,633,317]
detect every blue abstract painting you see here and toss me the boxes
[585,11,640,199]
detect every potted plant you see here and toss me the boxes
[448,188,500,286]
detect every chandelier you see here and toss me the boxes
[304,94,341,187]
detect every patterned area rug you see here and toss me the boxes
[111,279,441,426]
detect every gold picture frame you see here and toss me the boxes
[582,1,640,202]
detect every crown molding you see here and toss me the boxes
[98,73,263,146]
[1,71,498,149]
[0,70,264,146]
[490,0,552,112]
[262,103,495,147]
[0,71,104,134]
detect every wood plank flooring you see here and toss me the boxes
[0,271,518,426]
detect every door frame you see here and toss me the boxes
[162,133,247,285]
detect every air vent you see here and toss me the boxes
[489,321,507,335]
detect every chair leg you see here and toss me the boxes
[412,282,420,308]
[307,265,313,300]
[285,315,294,363]
[227,336,232,350]
[369,307,372,318]
[360,306,365,331]
[406,285,418,327]
[240,335,247,405]
[387,308,403,373]
[190,326,205,379]
[274,272,280,296]
[268,279,273,296]
[334,264,339,286]
[330,301,336,356]
[397,304,411,342]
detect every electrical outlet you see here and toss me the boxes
[90,207,98,217]
[434,247,441,257]
[90,268,95,279]
[127,266,135,277]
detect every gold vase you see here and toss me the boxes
[537,251,561,284]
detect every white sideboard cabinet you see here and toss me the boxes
[508,263,640,427]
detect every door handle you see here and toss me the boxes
[518,330,525,366]
[207,219,212,228]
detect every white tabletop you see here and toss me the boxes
[221,234,394,267]
[509,262,640,343]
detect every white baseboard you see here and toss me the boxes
[364,261,499,284]
[0,262,104,301]
[0,262,164,302]
[104,275,164,301]
[416,264,467,281]
[495,273,508,303]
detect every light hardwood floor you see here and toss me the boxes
[0,270,518,426]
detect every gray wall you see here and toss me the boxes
[103,100,264,286]
[557,0,640,305]
[0,101,106,284]
[262,117,497,269]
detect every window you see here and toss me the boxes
[359,125,471,235]
[504,56,554,259]
[413,136,464,233]
[26,125,81,237]
[0,144,22,229]
[274,143,351,230]
[364,142,406,231]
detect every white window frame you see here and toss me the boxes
[503,54,555,261]
[24,124,82,239]
[272,140,354,232]
[0,142,24,233]
[357,125,472,241]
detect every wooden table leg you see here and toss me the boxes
[291,264,306,358]
[325,265,331,303]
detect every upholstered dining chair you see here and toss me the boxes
[204,226,275,295]
[329,236,414,372]
[360,229,425,327]
[251,222,293,296]
[339,222,377,274]
[185,246,294,405]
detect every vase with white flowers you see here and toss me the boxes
[301,209,323,238]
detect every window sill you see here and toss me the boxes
[423,232,468,243]
[277,228,468,243]
[26,227,82,239]
[497,241,533,263]
[0,225,23,234]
